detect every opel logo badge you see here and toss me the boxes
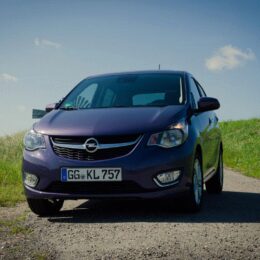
[84,138,99,153]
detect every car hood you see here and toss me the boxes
[34,106,186,136]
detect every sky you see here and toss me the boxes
[0,0,260,135]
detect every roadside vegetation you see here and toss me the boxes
[220,118,260,179]
[0,118,259,206]
[0,132,25,206]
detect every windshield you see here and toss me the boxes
[60,73,185,109]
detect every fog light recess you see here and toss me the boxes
[154,170,181,187]
[24,172,39,188]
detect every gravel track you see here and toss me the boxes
[1,168,260,259]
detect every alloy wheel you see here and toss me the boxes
[193,158,203,205]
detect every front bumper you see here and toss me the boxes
[22,135,195,199]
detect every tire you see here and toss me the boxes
[184,154,203,212]
[27,198,64,216]
[205,150,223,194]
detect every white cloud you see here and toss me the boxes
[205,45,255,71]
[34,38,40,46]
[0,73,18,82]
[34,37,62,49]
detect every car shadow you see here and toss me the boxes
[48,191,260,224]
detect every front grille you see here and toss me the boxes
[52,134,140,144]
[50,134,141,161]
[45,181,155,194]
[52,145,135,161]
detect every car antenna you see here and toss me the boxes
[158,64,161,70]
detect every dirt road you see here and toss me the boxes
[1,168,260,259]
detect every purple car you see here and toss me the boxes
[22,71,223,216]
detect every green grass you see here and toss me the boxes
[0,132,25,206]
[220,118,260,178]
[0,118,259,206]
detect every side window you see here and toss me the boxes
[195,80,207,97]
[189,78,201,109]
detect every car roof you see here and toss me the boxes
[85,70,190,80]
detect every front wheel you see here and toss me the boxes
[27,198,64,216]
[205,150,223,194]
[184,155,203,212]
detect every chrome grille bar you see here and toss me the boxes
[50,136,142,150]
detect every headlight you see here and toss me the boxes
[147,119,188,148]
[23,129,46,151]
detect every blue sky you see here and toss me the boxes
[0,0,259,135]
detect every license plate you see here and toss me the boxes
[61,168,122,182]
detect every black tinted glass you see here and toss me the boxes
[60,73,185,109]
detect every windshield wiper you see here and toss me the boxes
[60,106,79,110]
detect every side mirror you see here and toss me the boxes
[45,103,57,113]
[32,109,46,119]
[197,97,220,112]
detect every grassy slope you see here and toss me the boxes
[0,132,25,206]
[0,118,259,206]
[220,118,260,178]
